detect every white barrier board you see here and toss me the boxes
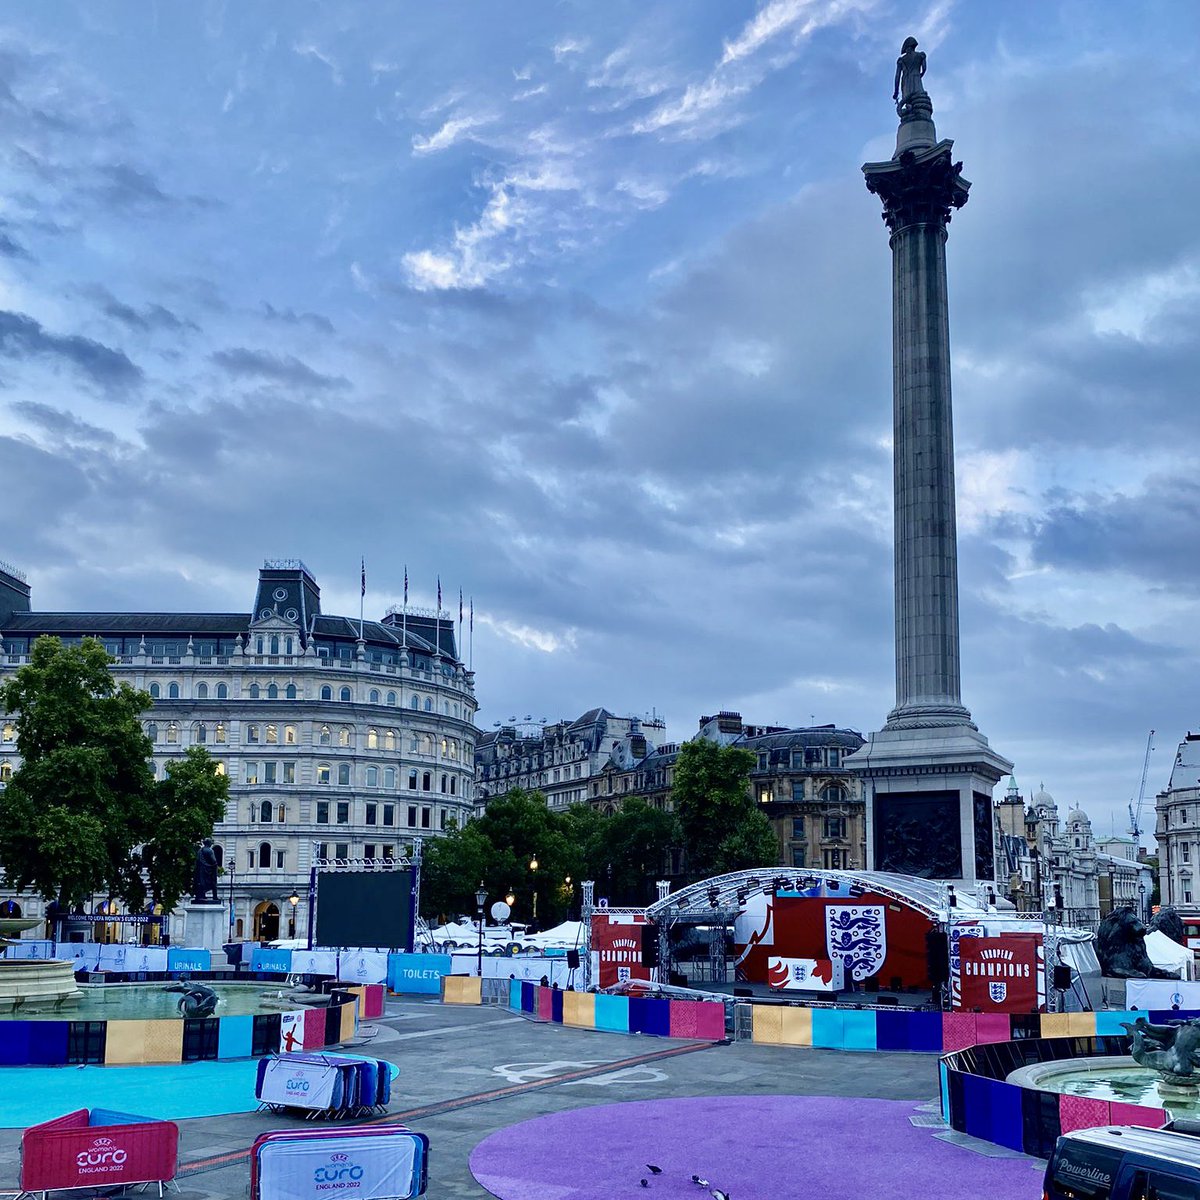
[257,1131,424,1199]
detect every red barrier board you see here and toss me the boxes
[958,935,1041,1013]
[20,1108,179,1193]
[591,912,653,989]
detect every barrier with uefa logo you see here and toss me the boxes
[251,1126,428,1200]
[19,1107,179,1196]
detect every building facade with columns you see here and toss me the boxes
[0,559,477,945]
[1156,732,1200,913]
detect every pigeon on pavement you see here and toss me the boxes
[647,1165,663,1175]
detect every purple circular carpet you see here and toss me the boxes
[470,1095,1042,1200]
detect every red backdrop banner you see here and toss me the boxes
[591,912,652,989]
[958,935,1041,1013]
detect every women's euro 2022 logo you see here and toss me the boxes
[314,1151,366,1190]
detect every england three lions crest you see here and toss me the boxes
[989,981,1007,1004]
[824,904,886,981]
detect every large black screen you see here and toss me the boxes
[314,869,414,950]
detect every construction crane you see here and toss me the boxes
[1128,729,1156,845]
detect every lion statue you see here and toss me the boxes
[1149,905,1187,946]
[1097,906,1178,979]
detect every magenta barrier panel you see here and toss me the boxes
[668,999,726,1040]
[361,983,386,1019]
[21,1109,179,1194]
[537,986,554,1022]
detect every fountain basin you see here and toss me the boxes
[1008,1055,1200,1118]
[0,959,81,1012]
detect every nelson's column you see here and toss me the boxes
[845,38,1012,887]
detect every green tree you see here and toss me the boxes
[0,637,228,922]
[420,822,494,923]
[0,637,157,914]
[672,739,777,879]
[138,746,230,912]
[594,798,680,905]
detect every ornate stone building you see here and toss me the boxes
[477,706,866,873]
[474,708,667,812]
[0,559,477,943]
[994,778,1149,926]
[1156,732,1200,913]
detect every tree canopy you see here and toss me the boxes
[0,636,228,915]
[671,738,779,878]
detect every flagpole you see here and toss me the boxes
[435,576,441,659]
[359,557,365,641]
[469,596,474,671]
[458,588,463,666]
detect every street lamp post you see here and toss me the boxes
[475,883,487,978]
[1139,882,1147,923]
[288,892,299,939]
[529,856,539,928]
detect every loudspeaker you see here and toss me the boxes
[733,986,753,998]
[566,949,581,970]
[1053,964,1072,991]
[640,925,659,967]
[925,929,950,984]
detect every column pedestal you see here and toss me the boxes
[181,903,227,952]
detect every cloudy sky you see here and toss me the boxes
[1,1,1197,842]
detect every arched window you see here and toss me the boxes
[384,729,396,751]
[423,698,433,712]
[421,734,433,756]
[369,689,380,704]
[216,683,228,700]
[319,725,332,746]
[147,722,159,742]
[408,770,418,790]
[260,800,272,823]
[321,685,333,701]
[246,724,260,743]
[269,635,279,655]
[384,767,396,789]
[2,722,14,741]
[317,763,331,785]
[248,683,260,699]
[267,683,278,700]
[196,682,208,699]
[337,763,351,786]
[440,774,447,793]
[440,737,448,757]
[266,724,278,744]
[256,637,264,655]
[449,739,458,760]
[444,701,449,715]
[215,722,227,744]
[0,761,12,782]
[166,722,179,744]
[215,760,226,776]
[277,803,285,823]
[284,725,296,745]
[339,727,352,747]
[167,682,180,699]
[285,637,294,655]
[409,733,419,752]
[410,696,419,710]
[450,776,457,795]
[149,683,161,699]
[386,691,396,706]
[366,766,378,787]
[259,842,272,869]
[195,723,207,744]
[367,728,379,750]
[285,683,297,700]
[339,686,352,703]
[422,772,431,792]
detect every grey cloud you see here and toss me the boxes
[210,348,349,391]
[85,286,198,334]
[261,303,335,334]
[1004,475,1200,593]
[0,309,142,394]
[10,401,120,449]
